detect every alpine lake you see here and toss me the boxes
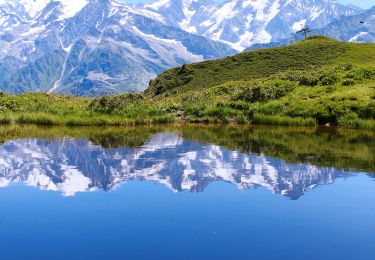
[0,124,374,259]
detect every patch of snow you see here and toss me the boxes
[19,0,50,18]
[292,19,307,31]
[20,25,46,37]
[55,0,89,21]
[131,26,204,65]
[145,0,171,10]
[349,31,368,42]
[178,0,198,33]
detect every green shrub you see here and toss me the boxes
[339,64,353,71]
[205,107,238,122]
[235,114,249,124]
[283,71,319,86]
[183,104,207,117]
[342,79,355,86]
[357,103,375,119]
[226,101,251,110]
[89,93,145,114]
[319,73,338,86]
[232,80,296,103]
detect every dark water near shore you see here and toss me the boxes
[0,125,374,259]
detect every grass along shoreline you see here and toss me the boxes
[0,112,174,126]
[0,92,373,130]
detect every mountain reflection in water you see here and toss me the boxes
[0,125,373,199]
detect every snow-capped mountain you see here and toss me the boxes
[144,0,361,51]
[0,0,234,96]
[246,6,375,51]
[0,133,352,199]
[318,6,375,43]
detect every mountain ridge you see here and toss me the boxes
[247,6,375,51]
[143,0,362,51]
[0,0,234,96]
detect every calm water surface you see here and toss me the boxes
[0,125,374,259]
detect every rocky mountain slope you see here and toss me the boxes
[319,6,375,43]
[144,0,361,51]
[0,0,234,96]
[247,6,375,50]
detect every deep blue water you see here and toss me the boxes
[0,126,374,259]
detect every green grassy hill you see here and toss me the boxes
[144,36,375,128]
[0,36,374,129]
[146,36,375,96]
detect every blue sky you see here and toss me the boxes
[121,0,374,9]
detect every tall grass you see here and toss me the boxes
[339,116,375,131]
[0,114,12,124]
[7,112,176,126]
[16,113,55,125]
[252,114,317,126]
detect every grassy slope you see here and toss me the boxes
[0,36,374,129]
[146,36,375,95]
[146,36,375,128]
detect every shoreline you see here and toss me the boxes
[0,112,374,130]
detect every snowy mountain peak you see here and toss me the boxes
[18,0,50,17]
[0,0,91,20]
[53,0,90,20]
[144,0,171,10]
[0,0,233,96]
[145,0,362,50]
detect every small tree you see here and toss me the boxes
[178,64,188,74]
[297,26,313,39]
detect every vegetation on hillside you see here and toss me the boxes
[0,93,173,126]
[0,36,374,129]
[147,36,375,129]
[147,36,375,95]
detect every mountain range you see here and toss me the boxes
[143,0,361,51]
[0,0,372,96]
[247,5,375,50]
